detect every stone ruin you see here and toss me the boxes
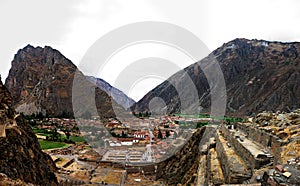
[195,109,300,185]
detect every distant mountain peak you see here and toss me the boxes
[13,44,74,67]
[86,76,135,109]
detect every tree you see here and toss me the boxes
[158,129,163,139]
[121,131,127,138]
[37,112,43,119]
[64,130,71,140]
[50,128,59,141]
[111,132,117,137]
[165,130,170,138]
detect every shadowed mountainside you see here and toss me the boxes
[0,77,58,185]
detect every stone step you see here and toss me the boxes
[216,131,252,184]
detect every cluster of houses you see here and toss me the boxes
[32,114,211,163]
[102,116,181,147]
[34,118,79,133]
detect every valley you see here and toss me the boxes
[0,38,299,185]
[18,110,300,185]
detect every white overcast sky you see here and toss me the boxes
[1,0,300,101]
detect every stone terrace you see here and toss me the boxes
[196,109,300,185]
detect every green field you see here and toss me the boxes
[33,127,86,143]
[177,113,210,118]
[68,136,86,143]
[38,139,69,150]
[177,113,243,123]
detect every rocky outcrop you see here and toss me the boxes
[5,45,76,116]
[5,45,124,118]
[133,38,300,117]
[0,77,58,185]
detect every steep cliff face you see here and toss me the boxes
[5,45,77,116]
[5,45,124,118]
[133,38,300,116]
[0,78,58,185]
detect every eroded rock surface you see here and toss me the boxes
[0,78,58,185]
[5,45,125,119]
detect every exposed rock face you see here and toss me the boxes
[5,45,124,118]
[0,78,58,185]
[5,45,76,116]
[87,76,135,109]
[133,38,300,116]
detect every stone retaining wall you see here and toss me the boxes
[220,125,270,169]
[156,127,207,185]
[233,122,283,164]
[215,132,252,183]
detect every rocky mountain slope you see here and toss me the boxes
[133,38,300,116]
[87,76,135,109]
[5,45,126,118]
[0,77,58,185]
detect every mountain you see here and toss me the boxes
[87,76,135,109]
[0,77,58,185]
[5,45,124,118]
[132,38,300,116]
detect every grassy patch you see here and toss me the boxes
[36,133,51,137]
[33,127,86,143]
[38,139,69,150]
[33,128,47,133]
[177,113,210,118]
[68,136,86,143]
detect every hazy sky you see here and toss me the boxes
[1,0,300,101]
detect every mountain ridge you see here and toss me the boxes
[5,45,128,119]
[132,38,300,116]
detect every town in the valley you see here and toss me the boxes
[30,113,215,185]
[29,109,300,185]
